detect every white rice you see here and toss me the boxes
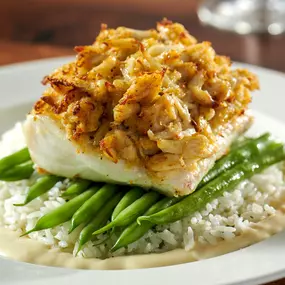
[0,123,285,259]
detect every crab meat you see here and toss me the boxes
[24,113,252,196]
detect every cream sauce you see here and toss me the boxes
[1,204,285,270]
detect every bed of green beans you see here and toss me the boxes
[0,132,284,254]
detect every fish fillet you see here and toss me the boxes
[24,113,252,196]
[23,20,259,196]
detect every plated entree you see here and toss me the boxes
[0,19,285,269]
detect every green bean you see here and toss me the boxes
[14,175,62,206]
[112,139,279,249]
[69,184,119,233]
[61,179,92,198]
[76,192,124,254]
[0,147,30,173]
[21,188,97,236]
[230,136,253,150]
[111,196,182,251]
[92,191,161,236]
[108,187,144,238]
[0,160,34,181]
[138,145,285,225]
[111,187,144,221]
[199,133,272,188]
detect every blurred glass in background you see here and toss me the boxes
[198,0,285,35]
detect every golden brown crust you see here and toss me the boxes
[32,19,259,170]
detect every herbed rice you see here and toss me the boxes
[0,123,285,259]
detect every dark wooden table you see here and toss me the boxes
[1,0,285,72]
[0,40,73,65]
[0,2,284,284]
[0,1,285,71]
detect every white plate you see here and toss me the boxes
[0,58,285,285]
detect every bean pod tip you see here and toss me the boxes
[20,228,35,237]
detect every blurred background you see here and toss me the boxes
[0,0,284,72]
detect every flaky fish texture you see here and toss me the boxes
[24,19,259,196]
